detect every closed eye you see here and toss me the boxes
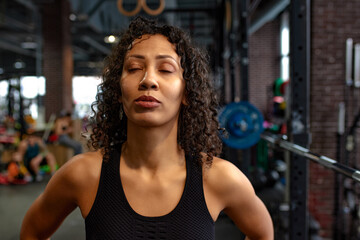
[128,68,142,72]
[159,69,173,73]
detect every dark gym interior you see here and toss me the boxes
[0,0,360,239]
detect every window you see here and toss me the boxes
[280,11,290,81]
[72,76,101,118]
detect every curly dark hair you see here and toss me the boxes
[88,16,222,166]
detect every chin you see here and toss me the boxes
[129,116,160,126]
[129,115,179,129]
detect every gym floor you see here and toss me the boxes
[0,175,243,240]
[0,175,85,240]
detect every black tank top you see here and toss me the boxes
[85,149,215,239]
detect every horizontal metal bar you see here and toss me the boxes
[261,132,360,182]
[81,36,111,55]
[0,39,36,57]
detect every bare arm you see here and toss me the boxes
[18,140,28,155]
[20,156,85,239]
[34,137,48,151]
[225,190,273,240]
[225,165,273,240]
[208,159,274,240]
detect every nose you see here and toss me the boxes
[139,71,159,90]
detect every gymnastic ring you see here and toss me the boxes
[117,0,142,17]
[142,0,165,16]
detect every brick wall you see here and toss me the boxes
[310,0,360,238]
[249,19,281,115]
[249,1,360,238]
[42,0,73,120]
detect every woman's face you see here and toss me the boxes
[120,34,185,128]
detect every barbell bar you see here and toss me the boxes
[261,132,360,183]
[218,101,360,183]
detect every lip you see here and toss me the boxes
[134,95,161,108]
[135,95,160,102]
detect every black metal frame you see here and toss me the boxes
[239,0,251,177]
[221,0,311,237]
[288,0,311,239]
[235,0,311,237]
[221,0,251,176]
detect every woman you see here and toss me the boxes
[18,134,57,182]
[21,17,273,239]
[53,112,83,155]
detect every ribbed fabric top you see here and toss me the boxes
[85,148,215,240]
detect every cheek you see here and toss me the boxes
[167,80,185,101]
[120,79,131,100]
[119,81,130,115]
[176,79,186,97]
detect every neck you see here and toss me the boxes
[122,120,184,170]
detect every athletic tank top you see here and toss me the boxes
[85,149,215,240]
[25,143,40,160]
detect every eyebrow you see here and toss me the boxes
[156,55,177,62]
[126,54,145,60]
[126,54,179,65]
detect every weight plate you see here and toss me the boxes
[218,101,264,149]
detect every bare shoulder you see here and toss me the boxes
[203,156,254,198]
[55,151,102,180]
[47,150,103,204]
[202,155,258,212]
[20,151,104,238]
[202,156,274,239]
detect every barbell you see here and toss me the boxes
[218,101,360,183]
[218,101,264,149]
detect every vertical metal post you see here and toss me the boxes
[230,0,241,102]
[239,0,249,102]
[35,4,43,126]
[239,0,250,177]
[224,0,250,177]
[225,0,245,173]
[7,80,12,117]
[334,102,345,239]
[223,0,233,104]
[19,80,25,140]
[289,0,310,239]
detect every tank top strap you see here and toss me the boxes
[180,154,214,224]
[99,147,121,188]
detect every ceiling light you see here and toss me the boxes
[14,61,26,69]
[104,35,118,44]
[21,42,37,49]
[69,13,77,21]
